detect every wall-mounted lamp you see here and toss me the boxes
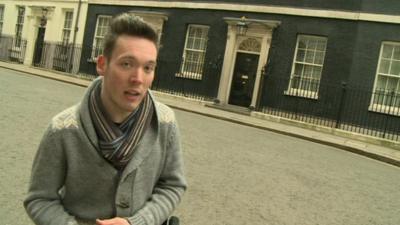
[40,7,48,27]
[236,16,248,35]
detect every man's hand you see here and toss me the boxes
[96,217,130,225]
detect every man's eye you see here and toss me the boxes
[144,65,155,74]
[121,62,132,68]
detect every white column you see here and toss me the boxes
[250,33,271,108]
[23,10,37,65]
[217,25,237,104]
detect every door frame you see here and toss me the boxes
[33,26,46,65]
[228,42,261,107]
[217,17,280,108]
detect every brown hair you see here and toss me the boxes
[103,13,159,59]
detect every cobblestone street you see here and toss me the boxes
[1,69,400,225]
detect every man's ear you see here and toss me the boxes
[96,55,107,76]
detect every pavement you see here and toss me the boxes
[1,60,400,167]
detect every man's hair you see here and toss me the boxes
[103,12,159,59]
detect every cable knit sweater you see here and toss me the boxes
[24,78,187,225]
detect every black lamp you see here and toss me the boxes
[40,8,48,27]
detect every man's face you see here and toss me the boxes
[96,35,157,122]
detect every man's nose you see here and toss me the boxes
[129,67,144,84]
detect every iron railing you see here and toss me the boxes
[0,35,27,63]
[256,76,400,142]
[32,41,83,74]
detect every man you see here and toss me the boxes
[24,13,187,225]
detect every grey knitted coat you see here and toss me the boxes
[24,78,187,225]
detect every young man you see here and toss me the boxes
[24,13,187,225]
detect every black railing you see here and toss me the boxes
[0,35,27,64]
[32,41,83,74]
[256,76,400,142]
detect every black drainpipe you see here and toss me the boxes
[69,0,82,73]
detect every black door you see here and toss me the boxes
[228,52,259,107]
[33,27,46,66]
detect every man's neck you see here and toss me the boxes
[100,92,130,124]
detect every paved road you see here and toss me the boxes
[0,69,85,225]
[1,68,400,225]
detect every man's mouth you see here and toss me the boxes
[125,90,141,96]
[124,90,141,101]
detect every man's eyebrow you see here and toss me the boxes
[119,55,136,61]
[119,56,157,64]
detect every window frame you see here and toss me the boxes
[61,11,74,45]
[14,6,25,48]
[175,24,209,80]
[285,34,328,99]
[369,41,400,116]
[90,15,111,61]
[0,5,4,36]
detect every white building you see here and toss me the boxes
[0,0,88,72]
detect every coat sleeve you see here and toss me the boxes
[24,126,78,225]
[126,121,187,225]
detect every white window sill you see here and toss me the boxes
[87,57,97,63]
[175,72,202,80]
[9,47,22,52]
[284,88,319,100]
[368,104,400,117]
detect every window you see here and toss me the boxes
[61,11,73,44]
[0,5,4,35]
[176,25,209,80]
[128,11,168,44]
[91,15,111,60]
[14,6,25,48]
[286,35,327,98]
[55,11,74,67]
[370,42,400,115]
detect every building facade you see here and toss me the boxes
[1,0,398,141]
[0,0,88,72]
[79,1,399,137]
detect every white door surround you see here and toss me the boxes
[217,17,280,108]
[24,6,55,65]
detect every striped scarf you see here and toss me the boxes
[89,80,154,170]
